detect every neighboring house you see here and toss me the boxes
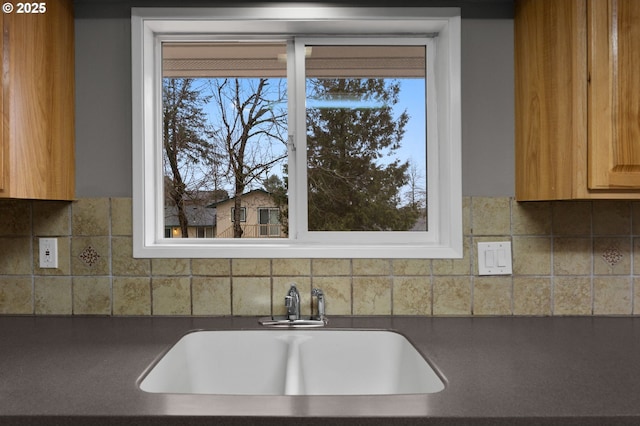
[210,189,284,238]
[164,203,217,238]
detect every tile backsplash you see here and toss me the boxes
[1,197,639,316]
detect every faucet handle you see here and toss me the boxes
[284,295,293,307]
[311,288,326,321]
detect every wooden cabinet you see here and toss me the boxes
[0,0,74,200]
[515,0,640,200]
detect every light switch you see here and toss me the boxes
[485,250,495,267]
[497,249,506,267]
[478,242,512,275]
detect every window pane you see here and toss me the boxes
[305,45,427,232]
[162,42,289,238]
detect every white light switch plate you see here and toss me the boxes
[477,242,512,275]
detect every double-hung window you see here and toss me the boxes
[132,6,461,258]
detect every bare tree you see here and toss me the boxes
[163,78,215,237]
[405,160,427,210]
[207,78,288,237]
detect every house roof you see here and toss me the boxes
[164,204,216,227]
[206,189,271,208]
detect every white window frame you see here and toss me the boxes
[131,6,462,259]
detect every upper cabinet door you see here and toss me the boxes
[0,0,74,200]
[588,0,640,189]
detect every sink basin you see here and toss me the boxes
[138,330,445,395]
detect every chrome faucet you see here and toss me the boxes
[284,283,301,320]
[259,283,327,327]
[312,288,325,322]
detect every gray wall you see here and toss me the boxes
[74,5,514,198]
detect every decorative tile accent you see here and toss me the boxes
[601,246,623,267]
[594,238,630,275]
[79,246,101,267]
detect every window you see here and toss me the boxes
[231,208,247,223]
[132,6,462,258]
[259,208,281,237]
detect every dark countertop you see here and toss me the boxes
[1,316,640,425]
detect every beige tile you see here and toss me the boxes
[0,238,32,275]
[634,278,640,315]
[473,276,512,315]
[272,259,311,276]
[0,200,31,236]
[593,238,631,275]
[72,198,110,236]
[513,277,551,316]
[353,277,391,315]
[232,277,271,316]
[471,197,511,236]
[192,277,231,316]
[553,238,592,275]
[151,258,190,276]
[192,259,231,276]
[33,201,71,236]
[312,259,351,276]
[311,276,351,315]
[34,237,71,276]
[433,276,471,315]
[393,276,431,315]
[433,237,471,275]
[112,237,151,276]
[152,277,191,315]
[462,196,472,236]
[593,201,631,235]
[512,237,551,275]
[73,276,111,315]
[232,259,270,276]
[71,237,110,276]
[111,198,133,236]
[553,276,592,315]
[113,277,151,316]
[633,202,640,235]
[512,200,551,235]
[353,259,390,276]
[393,259,431,276]
[0,276,33,314]
[593,277,631,315]
[552,201,591,235]
[273,277,311,317]
[34,276,72,315]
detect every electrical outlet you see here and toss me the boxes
[39,238,58,269]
